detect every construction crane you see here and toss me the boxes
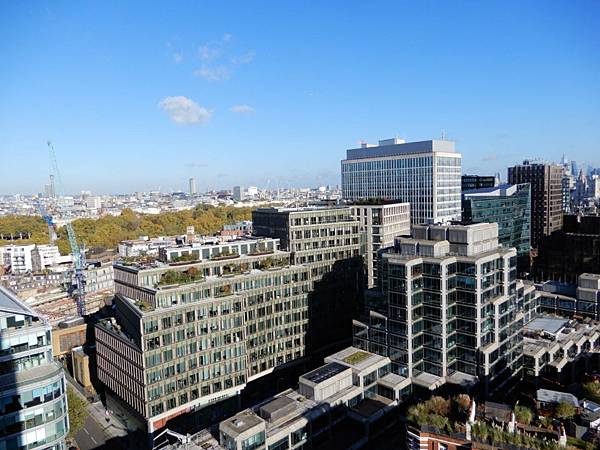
[33,199,58,244]
[47,141,87,316]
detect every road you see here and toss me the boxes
[75,414,108,450]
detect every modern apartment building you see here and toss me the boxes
[462,183,531,272]
[461,174,497,191]
[508,161,564,248]
[341,138,462,224]
[0,286,69,450]
[95,207,364,434]
[353,223,539,394]
[350,201,411,288]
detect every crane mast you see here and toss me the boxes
[47,141,87,316]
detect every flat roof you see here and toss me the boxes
[302,362,348,384]
[345,139,457,160]
[537,389,579,407]
[325,347,387,372]
[525,317,569,335]
[221,410,264,435]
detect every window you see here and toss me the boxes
[242,431,265,450]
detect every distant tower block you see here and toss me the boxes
[189,177,197,196]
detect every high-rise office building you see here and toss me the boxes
[95,207,364,434]
[341,138,462,224]
[350,201,411,288]
[533,215,600,284]
[232,186,243,202]
[189,178,197,196]
[0,286,69,450]
[462,183,531,272]
[353,223,539,394]
[508,161,563,248]
[461,175,497,191]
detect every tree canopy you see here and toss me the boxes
[0,205,253,254]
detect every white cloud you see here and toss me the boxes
[158,96,211,125]
[194,65,231,82]
[230,104,255,114]
[231,51,254,65]
[194,34,253,82]
[173,52,183,64]
[198,43,221,62]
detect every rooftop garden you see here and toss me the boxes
[170,253,200,264]
[342,350,371,365]
[135,300,154,311]
[407,395,568,450]
[211,249,240,261]
[157,267,204,286]
[120,255,157,266]
[222,263,244,276]
[248,244,274,256]
[259,256,287,270]
[216,284,233,297]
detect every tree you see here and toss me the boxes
[515,405,533,425]
[555,401,576,420]
[67,386,89,438]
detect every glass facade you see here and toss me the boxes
[0,289,69,450]
[462,183,531,265]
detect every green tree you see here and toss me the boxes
[555,401,576,420]
[67,387,89,438]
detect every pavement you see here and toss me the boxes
[65,373,133,450]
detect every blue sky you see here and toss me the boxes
[1,1,599,194]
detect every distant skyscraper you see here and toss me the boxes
[508,161,563,248]
[571,161,578,178]
[189,177,197,196]
[233,185,243,202]
[341,138,462,224]
[45,174,56,198]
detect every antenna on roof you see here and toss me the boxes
[441,130,446,141]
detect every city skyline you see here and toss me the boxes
[1,1,599,194]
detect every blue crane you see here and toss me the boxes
[33,199,58,244]
[47,141,87,316]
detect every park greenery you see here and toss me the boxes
[0,205,253,255]
[67,387,89,438]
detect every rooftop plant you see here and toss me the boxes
[157,267,203,286]
[342,350,371,365]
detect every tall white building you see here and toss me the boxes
[189,177,197,196]
[341,138,462,224]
